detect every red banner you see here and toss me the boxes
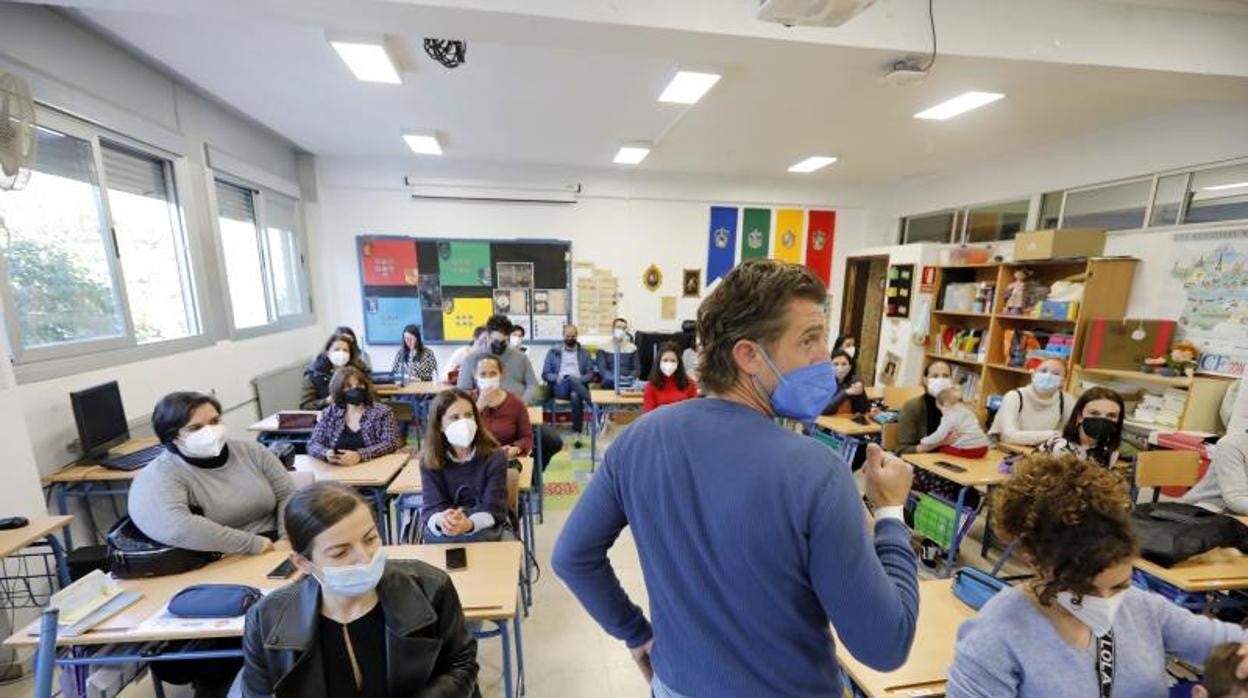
[805,210,836,285]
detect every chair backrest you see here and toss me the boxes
[880,422,901,452]
[883,385,924,410]
[1134,450,1201,489]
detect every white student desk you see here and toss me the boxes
[834,578,974,697]
[8,542,527,698]
[903,451,1008,576]
[293,452,408,542]
[43,436,159,549]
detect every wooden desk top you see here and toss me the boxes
[528,406,543,425]
[865,386,884,401]
[4,541,522,648]
[43,437,161,484]
[376,381,447,397]
[293,452,409,487]
[0,516,73,559]
[815,415,882,436]
[835,579,973,698]
[997,442,1035,456]
[1135,549,1248,593]
[904,451,1008,488]
[247,411,319,433]
[386,457,533,496]
[590,389,644,405]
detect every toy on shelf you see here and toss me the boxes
[1005,328,1074,369]
[1142,340,1200,377]
[972,282,996,315]
[1004,269,1030,315]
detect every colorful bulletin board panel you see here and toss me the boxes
[357,236,572,344]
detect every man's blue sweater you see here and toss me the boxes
[552,398,919,696]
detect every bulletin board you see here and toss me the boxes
[885,264,914,318]
[356,236,572,344]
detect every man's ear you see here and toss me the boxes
[731,339,764,379]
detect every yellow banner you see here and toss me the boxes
[442,297,493,340]
[773,209,805,263]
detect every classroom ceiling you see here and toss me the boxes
[67,0,1248,186]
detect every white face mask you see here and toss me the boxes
[477,376,501,392]
[660,361,678,377]
[844,346,856,358]
[509,335,522,348]
[613,328,626,341]
[327,349,350,367]
[834,364,851,379]
[317,548,387,598]
[180,424,227,459]
[444,418,477,448]
[1056,590,1127,638]
[926,376,951,397]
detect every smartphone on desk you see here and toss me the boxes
[446,547,468,571]
[267,559,297,579]
[934,460,968,473]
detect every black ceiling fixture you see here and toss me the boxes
[424,39,466,69]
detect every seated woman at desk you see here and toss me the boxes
[420,390,513,542]
[823,349,871,416]
[130,392,295,698]
[987,358,1075,446]
[307,367,400,465]
[391,323,438,382]
[1182,432,1248,514]
[897,359,953,454]
[1036,387,1125,471]
[643,341,698,412]
[947,454,1248,697]
[334,324,373,371]
[473,354,535,509]
[241,482,479,697]
[301,333,368,409]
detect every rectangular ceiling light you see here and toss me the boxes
[330,41,402,84]
[787,156,838,173]
[659,71,721,104]
[403,134,443,155]
[914,91,1004,120]
[1204,181,1248,191]
[613,146,650,165]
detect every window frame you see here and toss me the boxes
[208,171,314,341]
[1056,175,1154,232]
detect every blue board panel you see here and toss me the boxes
[364,296,422,344]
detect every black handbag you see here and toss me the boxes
[1132,503,1248,568]
[106,515,221,579]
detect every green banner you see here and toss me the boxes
[437,241,492,286]
[740,208,771,260]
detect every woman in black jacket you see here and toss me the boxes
[241,482,478,697]
[822,349,871,416]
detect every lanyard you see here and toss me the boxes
[1096,631,1115,698]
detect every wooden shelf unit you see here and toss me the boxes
[1070,365,1232,432]
[928,257,1138,420]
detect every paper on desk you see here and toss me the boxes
[136,607,246,634]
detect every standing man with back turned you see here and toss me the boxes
[553,259,920,697]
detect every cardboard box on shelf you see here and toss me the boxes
[1014,228,1106,261]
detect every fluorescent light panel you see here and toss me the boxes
[914,91,1004,120]
[403,134,442,155]
[787,156,837,173]
[331,41,401,84]
[1204,181,1248,192]
[614,146,650,165]
[659,71,721,104]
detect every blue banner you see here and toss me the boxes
[707,206,739,286]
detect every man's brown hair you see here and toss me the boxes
[695,259,826,394]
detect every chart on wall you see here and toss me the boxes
[356,236,571,344]
[1171,228,1248,376]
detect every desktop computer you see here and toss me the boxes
[69,382,162,471]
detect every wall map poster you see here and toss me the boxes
[1172,228,1248,376]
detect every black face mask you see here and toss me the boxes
[564,337,578,348]
[343,388,368,406]
[490,340,507,355]
[1080,416,1117,443]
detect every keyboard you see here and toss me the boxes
[101,443,164,471]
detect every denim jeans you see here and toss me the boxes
[554,377,593,432]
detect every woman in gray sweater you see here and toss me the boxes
[128,392,294,556]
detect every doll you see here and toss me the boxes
[1005,269,1030,315]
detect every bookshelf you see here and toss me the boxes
[1070,365,1232,433]
[927,257,1139,420]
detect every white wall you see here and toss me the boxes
[0,5,322,522]
[315,155,868,373]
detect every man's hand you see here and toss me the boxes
[863,443,913,509]
[630,638,655,682]
[846,381,865,396]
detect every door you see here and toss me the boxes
[840,256,889,385]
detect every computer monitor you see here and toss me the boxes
[634,330,695,380]
[70,381,130,459]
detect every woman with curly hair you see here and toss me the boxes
[947,454,1248,697]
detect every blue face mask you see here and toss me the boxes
[758,349,839,422]
[1032,372,1063,394]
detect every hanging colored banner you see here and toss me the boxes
[773,209,805,263]
[740,208,772,260]
[805,210,836,286]
[706,206,739,286]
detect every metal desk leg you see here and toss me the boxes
[55,484,73,550]
[368,489,389,544]
[943,486,979,578]
[45,534,70,589]
[497,619,513,698]
[532,426,544,523]
[514,603,526,696]
[33,609,57,698]
[590,403,600,471]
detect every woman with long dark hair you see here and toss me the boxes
[643,341,698,412]
[1037,386,1125,470]
[391,324,438,382]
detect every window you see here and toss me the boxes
[902,211,956,243]
[1149,173,1189,227]
[0,125,128,353]
[1038,192,1062,229]
[1060,179,1151,231]
[1187,162,1248,224]
[966,199,1029,242]
[214,178,310,332]
[101,143,198,343]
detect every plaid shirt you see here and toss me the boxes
[307,402,401,461]
[391,346,438,382]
